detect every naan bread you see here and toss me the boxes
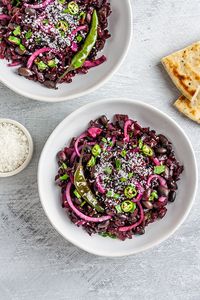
[162,42,200,102]
[174,95,200,124]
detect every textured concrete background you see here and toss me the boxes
[0,1,200,299]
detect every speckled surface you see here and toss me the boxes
[0,1,200,299]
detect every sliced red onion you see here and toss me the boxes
[71,42,78,52]
[75,220,86,226]
[158,196,167,203]
[88,127,102,138]
[27,47,60,69]
[96,175,106,194]
[147,174,167,188]
[0,14,11,20]
[152,157,160,166]
[83,55,106,69]
[24,0,54,9]
[70,142,95,164]
[74,132,87,157]
[123,119,132,142]
[66,182,111,223]
[71,25,88,36]
[132,181,144,202]
[119,202,144,232]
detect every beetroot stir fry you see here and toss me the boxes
[0,0,111,88]
[55,115,184,241]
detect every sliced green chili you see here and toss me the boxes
[124,185,137,199]
[48,59,57,68]
[68,1,79,14]
[87,156,96,167]
[58,10,98,81]
[115,204,122,213]
[92,144,101,157]
[142,144,153,156]
[121,200,136,213]
[59,174,69,181]
[74,189,81,199]
[8,36,21,45]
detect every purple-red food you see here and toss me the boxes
[55,115,184,241]
[0,0,111,88]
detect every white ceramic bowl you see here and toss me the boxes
[0,0,132,102]
[0,118,33,177]
[38,99,197,256]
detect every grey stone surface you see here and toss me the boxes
[0,1,200,299]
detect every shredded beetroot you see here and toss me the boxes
[74,133,87,157]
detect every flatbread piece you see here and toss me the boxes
[162,41,200,102]
[174,95,200,124]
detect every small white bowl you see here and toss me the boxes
[38,99,198,256]
[0,0,132,102]
[0,119,33,177]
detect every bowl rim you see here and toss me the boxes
[38,98,198,256]
[0,118,33,177]
[0,0,132,102]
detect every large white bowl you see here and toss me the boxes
[38,99,198,256]
[0,0,132,102]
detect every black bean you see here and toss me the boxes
[18,67,33,77]
[158,207,167,219]
[99,115,108,126]
[97,220,110,230]
[8,23,15,30]
[168,191,176,202]
[74,198,82,205]
[57,150,66,162]
[135,226,145,235]
[157,186,169,197]
[158,134,169,146]
[15,47,26,55]
[142,188,151,201]
[163,166,170,179]
[155,147,167,154]
[116,141,124,147]
[43,80,57,89]
[168,180,178,190]
[142,201,153,209]
[25,7,36,16]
